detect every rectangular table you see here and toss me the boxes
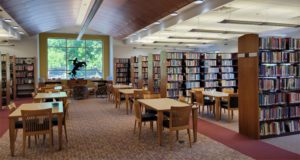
[118,89,142,114]
[112,85,133,107]
[34,92,68,104]
[137,98,198,145]
[9,102,64,156]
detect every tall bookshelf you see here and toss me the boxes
[184,52,201,97]
[160,51,184,98]
[201,53,219,91]
[16,57,36,97]
[138,56,148,89]
[2,54,10,106]
[114,58,131,84]
[148,54,160,93]
[9,56,16,100]
[218,53,238,92]
[130,56,139,88]
[238,34,300,139]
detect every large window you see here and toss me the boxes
[47,38,103,79]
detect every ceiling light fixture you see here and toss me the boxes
[142,28,148,31]
[18,31,24,34]
[219,19,300,28]
[154,41,209,45]
[76,0,93,25]
[170,12,178,16]
[3,18,12,23]
[190,29,250,34]
[169,36,224,40]
[194,0,204,4]
[153,21,161,25]
[12,26,18,29]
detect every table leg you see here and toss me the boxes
[192,108,198,142]
[58,114,63,150]
[9,118,16,156]
[157,111,163,146]
[215,97,221,120]
[125,95,129,114]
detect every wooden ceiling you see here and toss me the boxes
[0,0,194,39]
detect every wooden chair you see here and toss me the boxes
[106,84,113,102]
[220,94,238,121]
[143,93,161,115]
[178,96,188,103]
[133,100,157,139]
[190,88,204,104]
[130,90,151,109]
[163,106,192,149]
[221,89,234,113]
[21,108,53,156]
[52,101,70,142]
[114,89,125,108]
[8,103,23,142]
[194,90,215,115]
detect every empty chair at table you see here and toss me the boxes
[194,90,215,116]
[220,93,238,121]
[163,106,192,149]
[21,108,53,156]
[52,101,70,142]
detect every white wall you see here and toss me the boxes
[0,36,37,57]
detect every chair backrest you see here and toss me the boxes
[178,96,187,103]
[133,90,151,100]
[21,108,52,134]
[229,94,238,108]
[194,90,204,105]
[106,84,112,93]
[133,100,142,120]
[143,93,161,99]
[8,102,17,114]
[223,88,234,94]
[192,88,204,91]
[170,106,192,128]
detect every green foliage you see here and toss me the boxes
[47,38,103,79]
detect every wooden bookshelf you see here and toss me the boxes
[16,57,36,97]
[2,54,10,106]
[138,56,148,89]
[184,52,201,97]
[130,56,139,88]
[9,56,16,100]
[218,53,238,92]
[201,53,219,91]
[160,51,184,98]
[148,54,160,93]
[113,58,131,84]
[238,34,300,139]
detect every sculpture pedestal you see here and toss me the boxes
[73,85,89,100]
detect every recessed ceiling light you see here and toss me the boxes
[170,12,178,16]
[194,0,204,4]
[142,28,148,31]
[153,21,160,25]
[12,26,18,29]
[3,18,12,23]
[19,31,24,34]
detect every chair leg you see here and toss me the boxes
[187,129,192,148]
[49,132,52,151]
[138,122,142,140]
[133,120,137,134]
[28,136,31,148]
[231,110,234,120]
[23,135,26,157]
[228,109,231,122]
[150,121,153,131]
[169,130,173,150]
[176,131,179,141]
[202,105,204,116]
[64,124,68,142]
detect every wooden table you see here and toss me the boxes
[34,92,68,104]
[112,84,133,89]
[118,89,142,114]
[191,90,228,121]
[137,98,198,145]
[8,102,64,156]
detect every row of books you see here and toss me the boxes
[262,78,300,90]
[16,78,34,85]
[221,60,233,66]
[16,65,34,71]
[259,107,289,121]
[142,68,148,72]
[116,68,129,72]
[186,74,200,81]
[115,78,130,83]
[221,67,234,73]
[166,90,183,98]
[167,52,183,59]
[185,53,201,59]
[204,68,219,73]
[115,59,129,63]
[260,37,290,50]
[204,74,218,80]
[153,61,160,66]
[185,60,199,66]
[260,120,300,136]
[222,73,235,79]
[141,56,148,61]
[133,68,138,72]
[288,93,300,104]
[132,63,138,67]
[186,82,201,89]
[142,62,148,67]
[167,68,182,74]
[259,65,296,77]
[259,51,300,63]
[204,81,218,88]
[115,73,129,77]
[115,64,129,68]
[291,39,300,50]
[166,82,180,89]
[154,67,160,73]
[154,74,160,79]
[153,55,160,61]
[220,80,236,87]
[167,75,183,81]
[16,72,33,78]
[204,54,217,59]
[186,67,201,73]
[259,93,286,106]
[167,60,182,66]
[204,60,217,66]
[220,54,232,59]
[1,55,8,61]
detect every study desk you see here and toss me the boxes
[118,89,142,114]
[137,98,198,145]
[8,102,64,156]
[34,92,68,104]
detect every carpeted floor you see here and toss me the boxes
[0,98,252,160]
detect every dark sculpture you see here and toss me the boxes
[69,58,87,79]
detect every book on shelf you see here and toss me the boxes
[204,53,217,59]
[259,93,286,106]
